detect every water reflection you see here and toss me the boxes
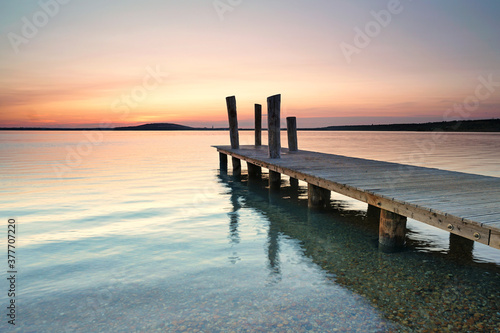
[222,173,242,264]
[218,170,500,332]
[228,183,241,245]
[266,214,282,283]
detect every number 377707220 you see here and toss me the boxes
[7,219,16,270]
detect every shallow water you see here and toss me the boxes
[0,130,499,332]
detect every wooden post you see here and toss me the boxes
[289,177,299,188]
[247,162,261,178]
[226,96,241,176]
[269,170,281,191]
[449,233,474,261]
[231,157,241,176]
[255,104,262,146]
[226,96,239,149]
[366,204,381,224]
[219,152,227,172]
[267,94,281,159]
[308,184,330,208]
[286,116,298,152]
[379,209,407,253]
[251,104,262,176]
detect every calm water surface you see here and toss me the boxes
[0,131,499,332]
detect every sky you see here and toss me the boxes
[1,0,500,128]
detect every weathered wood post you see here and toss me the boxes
[448,233,473,261]
[255,104,262,146]
[286,116,299,188]
[366,204,381,224]
[226,96,241,176]
[267,94,281,158]
[267,94,281,191]
[219,152,227,172]
[379,209,407,252]
[247,162,261,179]
[308,184,331,208]
[286,116,298,152]
[247,103,262,178]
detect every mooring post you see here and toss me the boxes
[248,103,262,177]
[379,209,407,253]
[255,104,262,146]
[308,184,331,208]
[267,94,281,190]
[286,116,298,152]
[267,94,281,159]
[226,95,241,176]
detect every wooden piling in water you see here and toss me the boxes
[449,233,474,261]
[366,204,381,224]
[308,184,331,208]
[219,152,227,172]
[226,96,241,175]
[255,104,262,146]
[247,162,261,179]
[226,96,239,149]
[286,117,298,152]
[379,209,407,252]
[269,170,281,191]
[251,104,263,176]
[267,94,281,159]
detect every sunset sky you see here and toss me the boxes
[1,0,499,128]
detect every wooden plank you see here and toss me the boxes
[401,194,499,205]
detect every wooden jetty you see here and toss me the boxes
[215,95,500,252]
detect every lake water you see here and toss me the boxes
[1,130,499,332]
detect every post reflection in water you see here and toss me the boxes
[217,167,500,332]
[228,184,241,245]
[266,210,281,283]
[220,172,241,264]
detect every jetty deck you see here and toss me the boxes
[214,145,500,250]
[215,94,500,251]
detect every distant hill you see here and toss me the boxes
[114,123,194,130]
[0,122,195,131]
[307,119,500,132]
